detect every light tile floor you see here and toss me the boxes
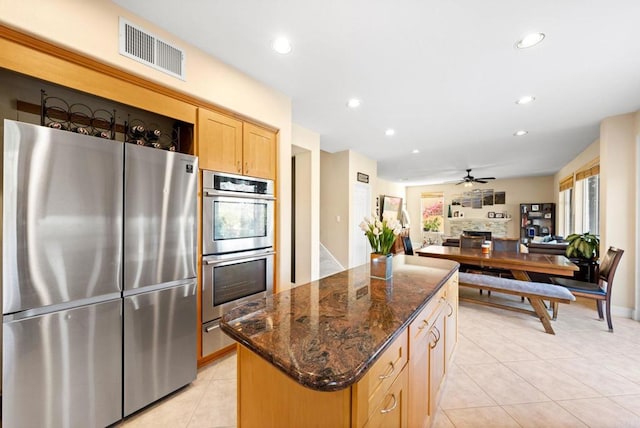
[120,291,640,428]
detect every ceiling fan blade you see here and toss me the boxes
[475,177,495,180]
[474,179,488,183]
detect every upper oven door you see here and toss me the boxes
[203,192,275,255]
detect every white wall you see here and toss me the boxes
[292,124,320,283]
[600,112,637,316]
[406,176,555,246]
[320,150,350,267]
[1,0,295,289]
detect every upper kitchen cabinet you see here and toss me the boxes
[197,108,277,180]
[197,108,243,174]
[243,122,276,180]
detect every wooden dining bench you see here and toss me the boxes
[458,272,576,334]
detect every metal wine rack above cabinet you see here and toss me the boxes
[40,90,116,139]
[37,90,188,152]
[124,116,180,152]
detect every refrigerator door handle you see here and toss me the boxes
[122,278,196,298]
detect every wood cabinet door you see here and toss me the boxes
[408,298,442,428]
[428,313,446,416]
[243,122,276,180]
[197,109,242,173]
[444,277,458,368]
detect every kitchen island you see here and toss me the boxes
[221,255,459,428]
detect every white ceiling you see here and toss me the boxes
[113,0,640,185]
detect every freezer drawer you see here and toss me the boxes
[2,299,122,428]
[202,318,235,356]
[124,280,197,416]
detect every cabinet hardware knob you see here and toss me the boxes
[380,394,398,414]
[417,319,429,330]
[378,361,396,380]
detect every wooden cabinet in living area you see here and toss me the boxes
[197,108,277,180]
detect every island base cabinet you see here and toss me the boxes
[233,271,459,428]
[237,345,352,428]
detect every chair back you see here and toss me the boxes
[460,235,484,249]
[492,238,520,253]
[402,236,414,255]
[598,246,624,291]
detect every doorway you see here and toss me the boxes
[351,182,371,267]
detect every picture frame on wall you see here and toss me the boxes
[531,204,540,211]
[488,212,495,218]
[380,195,403,221]
[453,211,459,217]
[495,212,504,218]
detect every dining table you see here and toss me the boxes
[415,245,579,280]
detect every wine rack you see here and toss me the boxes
[124,116,180,151]
[37,90,183,151]
[40,90,116,139]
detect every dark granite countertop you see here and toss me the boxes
[220,255,458,392]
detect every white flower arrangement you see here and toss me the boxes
[359,215,402,255]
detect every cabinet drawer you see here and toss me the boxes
[363,364,409,428]
[367,329,408,410]
[409,288,445,345]
[352,329,408,426]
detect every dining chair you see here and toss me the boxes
[551,246,624,332]
[459,235,484,249]
[402,236,414,255]
[492,238,520,253]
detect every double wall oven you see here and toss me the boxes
[201,170,275,355]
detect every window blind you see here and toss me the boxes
[575,163,599,181]
[559,175,574,192]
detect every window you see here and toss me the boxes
[559,187,573,235]
[573,160,600,235]
[582,174,599,235]
[558,175,574,236]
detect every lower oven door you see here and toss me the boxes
[202,248,275,324]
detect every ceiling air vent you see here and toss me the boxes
[119,18,185,80]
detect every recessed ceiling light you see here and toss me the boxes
[412,149,420,154]
[272,37,292,54]
[347,98,361,108]
[514,130,528,136]
[516,95,535,105]
[385,129,395,136]
[516,32,545,49]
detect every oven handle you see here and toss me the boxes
[203,189,276,200]
[204,250,276,266]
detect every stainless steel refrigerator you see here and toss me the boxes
[2,119,198,427]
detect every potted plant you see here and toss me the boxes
[565,232,600,282]
[360,216,402,279]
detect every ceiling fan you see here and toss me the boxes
[455,169,496,185]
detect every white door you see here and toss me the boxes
[352,183,371,267]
